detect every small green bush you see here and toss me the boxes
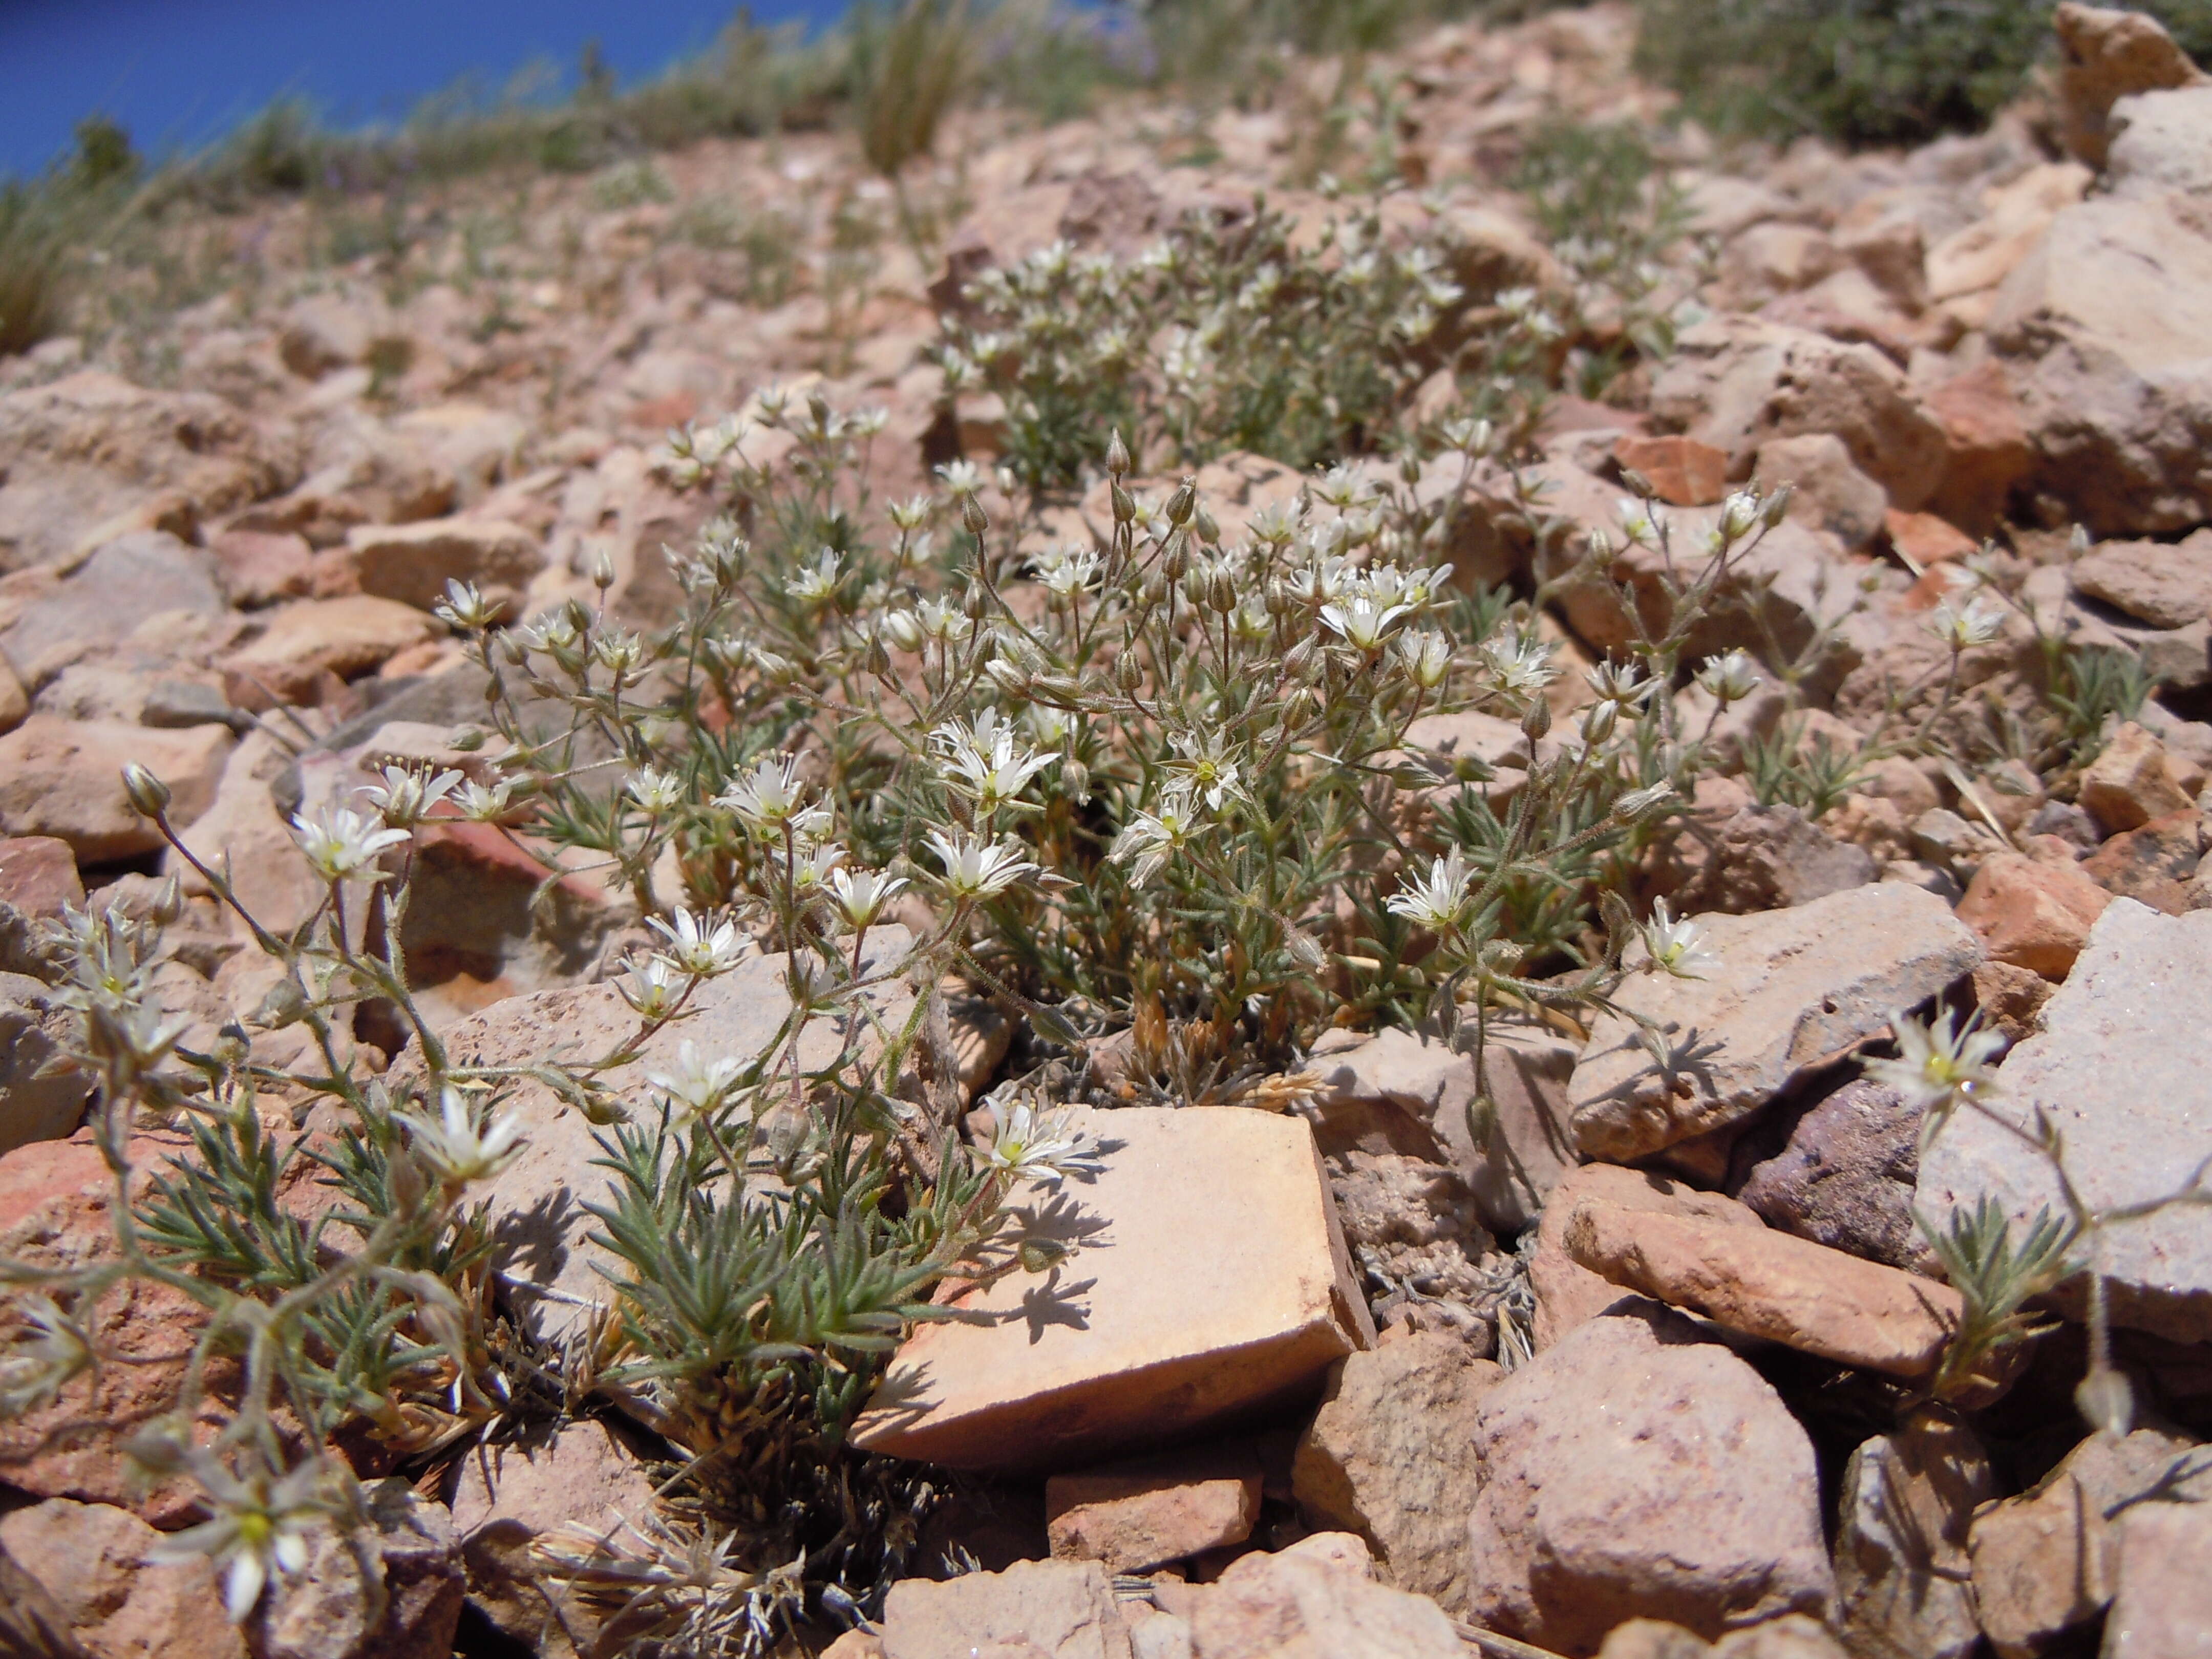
[1635,0,2212,147]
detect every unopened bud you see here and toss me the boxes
[1111,481,1136,524]
[1612,782,1677,824]
[150,875,184,927]
[1400,454,1422,486]
[864,633,890,676]
[1114,648,1144,692]
[1581,698,1618,745]
[1105,429,1131,478]
[590,547,616,589]
[563,598,593,635]
[1265,578,1294,618]
[1161,528,1190,581]
[121,762,171,819]
[1165,478,1197,527]
[1194,505,1220,545]
[1285,925,1327,972]
[1284,635,1322,682]
[1761,484,1794,528]
[1620,466,1655,501]
[1207,567,1237,614]
[962,581,990,621]
[962,494,990,538]
[1062,757,1090,801]
[1521,696,1552,742]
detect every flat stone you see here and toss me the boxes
[343,516,544,613]
[1614,434,1730,506]
[1187,1533,1465,1659]
[418,930,918,1345]
[1732,1077,1928,1270]
[1563,1202,1962,1376]
[0,715,232,864]
[0,531,226,688]
[1968,1426,2208,1657]
[448,1419,664,1659]
[1292,1331,1502,1610]
[1919,901,2212,1344]
[880,1558,1131,1659]
[853,1107,1374,1471]
[256,1480,463,1659]
[0,1496,243,1659]
[2072,531,2212,629]
[1529,1163,1767,1353]
[1955,850,2115,980]
[2080,721,2196,832]
[1046,1447,1261,1573]
[1569,883,1982,1163]
[1,972,92,1154]
[1465,1303,1835,1654]
[2082,811,2202,913]
[222,594,438,706]
[1832,1412,1994,1659]
[2103,1498,2212,1659]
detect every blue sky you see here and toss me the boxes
[0,0,848,180]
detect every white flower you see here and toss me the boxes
[1484,636,1557,698]
[933,712,1053,813]
[981,1100,1100,1183]
[1031,545,1102,601]
[646,1039,746,1122]
[879,609,927,653]
[1696,650,1762,706]
[789,840,849,897]
[1642,899,1716,979]
[1616,497,1656,543]
[914,597,974,645]
[614,954,684,1018]
[290,806,409,882]
[625,768,686,815]
[926,830,1039,901]
[1927,594,2007,651]
[716,754,810,832]
[360,764,464,828]
[1162,730,1246,813]
[786,547,845,606]
[935,458,986,500]
[649,908,746,978]
[396,1086,525,1186]
[1110,789,1208,887]
[1386,848,1476,933]
[1584,660,1655,708]
[1319,595,1412,652]
[1862,1007,2004,1127]
[153,1457,332,1621]
[825,866,909,931]
[456,778,519,822]
[1719,488,1762,540]
[0,1296,95,1416]
[434,578,501,630]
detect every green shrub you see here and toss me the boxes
[1635,0,2212,146]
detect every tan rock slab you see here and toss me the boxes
[881,1558,1132,1659]
[2103,1498,2212,1659]
[1921,901,2212,1345]
[1046,1447,1261,1574]
[1292,1330,1501,1610]
[2079,721,2195,831]
[852,1107,1374,1472]
[222,594,437,706]
[1833,1411,1993,1659]
[2071,531,2212,629]
[1956,850,2114,980]
[1563,1202,1963,1377]
[1968,1426,2209,1657]
[1188,1532,1465,1658]
[1529,1162,1767,1353]
[344,516,545,612]
[0,1496,244,1659]
[0,715,231,863]
[1568,882,1981,1163]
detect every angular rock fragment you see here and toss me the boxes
[1832,1412,1994,1659]
[853,1106,1373,1471]
[1292,1331,1500,1609]
[1046,1447,1261,1574]
[1563,1202,1962,1376]
[1184,1532,1465,1659]
[1529,1163,1766,1353]
[0,715,232,864]
[1732,1077,1927,1270]
[1465,1303,1835,1654]
[1569,883,1981,1163]
[1955,850,2114,980]
[2102,1497,2212,1659]
[880,1558,1132,1659]
[1920,901,2212,1344]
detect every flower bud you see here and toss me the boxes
[1285,926,1327,972]
[1761,484,1794,528]
[1112,481,1136,524]
[121,762,171,819]
[1612,782,1677,825]
[1207,566,1238,614]
[1521,695,1552,743]
[962,581,990,621]
[1283,635,1322,682]
[1105,429,1131,478]
[962,493,990,537]
[1114,648,1145,692]
[1619,467,1655,501]
[1062,757,1090,801]
[1194,505,1220,545]
[1400,454,1422,486]
[1161,528,1190,581]
[1165,478,1197,527]
[590,547,616,589]
[150,875,184,927]
[1581,698,1618,745]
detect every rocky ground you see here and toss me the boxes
[5,3,2212,1656]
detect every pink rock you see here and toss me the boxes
[1466,1305,1834,1655]
[1956,852,2114,980]
[880,1558,1131,1659]
[1189,1531,1465,1658]
[0,835,83,917]
[1529,1163,1766,1353]
[0,1497,244,1659]
[1046,1448,1261,1574]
